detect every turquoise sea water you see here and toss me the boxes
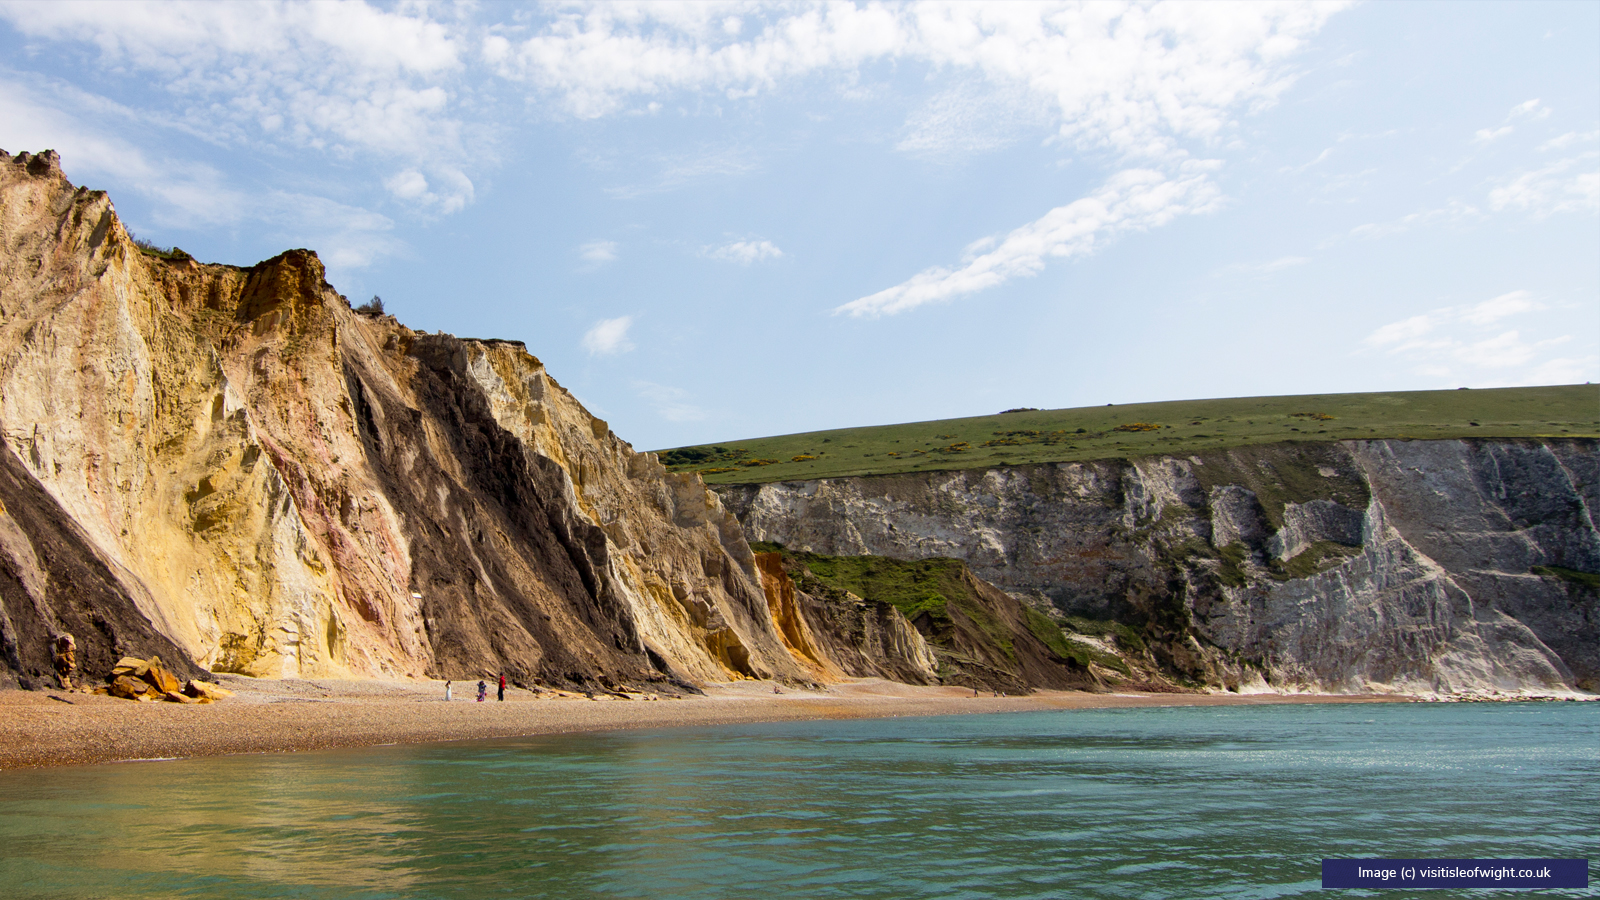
[1,702,1595,899]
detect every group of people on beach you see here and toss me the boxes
[443,674,507,702]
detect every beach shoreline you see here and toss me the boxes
[0,676,1478,771]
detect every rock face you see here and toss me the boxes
[753,548,1103,693]
[719,438,1600,695]
[752,551,939,686]
[0,150,937,692]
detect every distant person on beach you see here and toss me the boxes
[445,680,452,701]
[498,674,506,702]
[476,680,486,702]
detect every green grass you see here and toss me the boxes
[654,385,1599,484]
[1271,541,1364,581]
[1532,565,1600,590]
[783,549,970,627]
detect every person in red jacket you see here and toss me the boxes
[498,673,506,702]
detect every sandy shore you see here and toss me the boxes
[0,676,1415,770]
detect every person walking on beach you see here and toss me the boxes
[498,673,506,702]
[476,680,486,702]
[445,680,452,701]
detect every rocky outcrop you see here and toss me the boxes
[719,438,1600,695]
[0,149,859,692]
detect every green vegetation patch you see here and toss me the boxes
[1532,565,1600,591]
[792,551,970,628]
[1025,608,1129,674]
[1271,541,1363,581]
[1060,615,1148,653]
[1190,443,1371,529]
[652,385,1599,484]
[131,234,192,261]
[659,445,749,468]
[1216,542,1250,588]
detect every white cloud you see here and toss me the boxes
[0,80,244,225]
[495,2,1342,318]
[896,80,1051,159]
[0,0,473,207]
[837,165,1223,317]
[492,2,1344,159]
[1460,290,1542,326]
[1509,98,1551,120]
[1360,290,1591,385]
[1540,130,1599,152]
[1348,200,1481,240]
[1221,256,1310,276]
[385,169,430,200]
[705,240,783,264]
[1488,153,1600,216]
[1365,313,1440,350]
[580,316,635,356]
[0,80,401,274]
[578,240,619,264]
[1472,98,1551,143]
[602,145,761,199]
[633,381,707,422]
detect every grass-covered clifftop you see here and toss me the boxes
[657,385,1599,484]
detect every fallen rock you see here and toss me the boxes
[110,657,145,677]
[108,675,153,700]
[144,659,181,695]
[183,680,234,700]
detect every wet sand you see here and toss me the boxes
[0,676,1413,770]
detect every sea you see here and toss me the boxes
[1,701,1595,899]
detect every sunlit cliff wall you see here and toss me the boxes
[1,150,940,690]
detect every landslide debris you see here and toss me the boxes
[94,655,234,703]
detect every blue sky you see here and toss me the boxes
[2,1,1595,451]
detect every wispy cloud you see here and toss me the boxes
[581,316,635,356]
[1220,256,1310,276]
[1539,130,1599,152]
[633,381,706,422]
[1348,200,1481,240]
[896,80,1050,160]
[602,145,762,199]
[491,3,1343,160]
[0,79,402,274]
[1472,98,1551,143]
[578,240,619,264]
[0,0,474,209]
[1488,153,1600,216]
[705,240,783,264]
[1361,290,1593,385]
[836,165,1223,317]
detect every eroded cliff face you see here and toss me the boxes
[720,439,1600,695]
[1,150,898,690]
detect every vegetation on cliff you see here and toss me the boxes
[753,543,1130,694]
[658,385,1600,484]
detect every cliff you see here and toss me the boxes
[0,150,936,692]
[719,438,1600,696]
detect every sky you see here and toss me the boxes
[1,1,1595,451]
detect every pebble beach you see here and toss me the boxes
[0,676,1421,770]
